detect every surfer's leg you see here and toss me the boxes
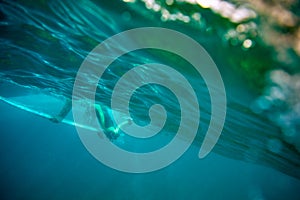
[50,98,72,123]
[95,103,132,140]
[95,103,106,128]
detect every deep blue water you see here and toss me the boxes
[1,101,300,199]
[0,103,300,199]
[1,0,300,199]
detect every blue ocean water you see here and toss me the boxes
[1,101,300,199]
[1,0,300,199]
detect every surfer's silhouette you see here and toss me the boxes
[50,99,132,141]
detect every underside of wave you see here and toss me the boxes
[0,80,299,179]
[252,70,300,154]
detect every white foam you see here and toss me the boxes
[253,70,300,153]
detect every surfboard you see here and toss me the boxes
[0,81,103,132]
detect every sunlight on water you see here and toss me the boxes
[0,0,300,183]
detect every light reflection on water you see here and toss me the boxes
[0,0,300,194]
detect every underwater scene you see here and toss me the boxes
[1,0,300,199]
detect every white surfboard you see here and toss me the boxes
[0,81,110,132]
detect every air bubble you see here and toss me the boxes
[166,0,174,6]
[243,39,252,49]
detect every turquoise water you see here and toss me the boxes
[1,0,300,199]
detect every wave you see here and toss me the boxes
[0,0,299,178]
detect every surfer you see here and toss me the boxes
[50,99,131,141]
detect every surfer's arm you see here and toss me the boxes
[50,98,72,123]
